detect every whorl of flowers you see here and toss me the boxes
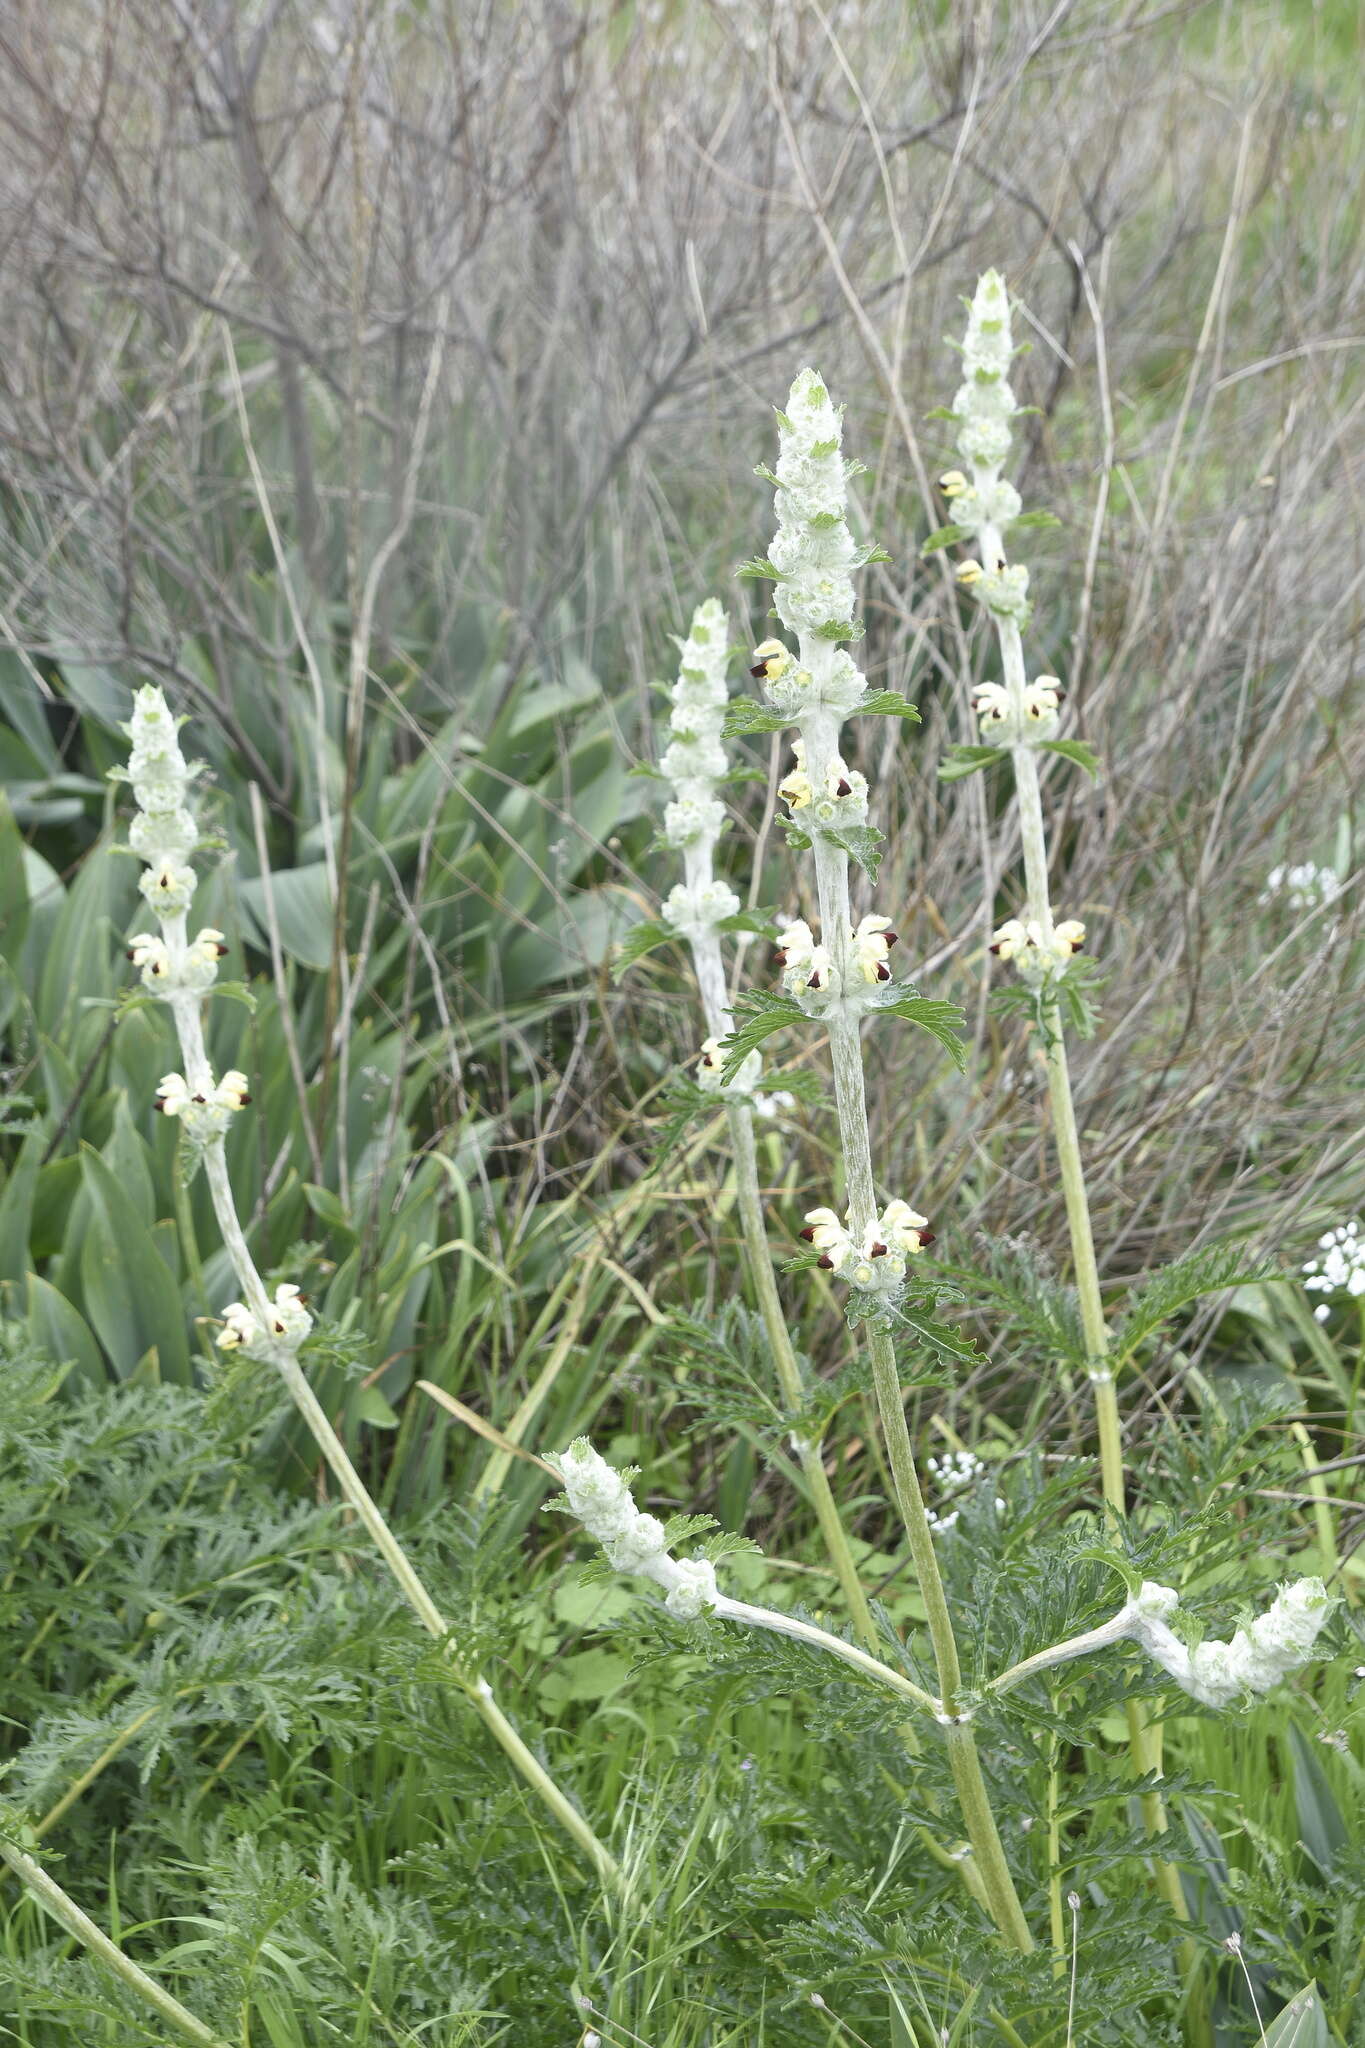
[801,1197,934,1298]
[774,915,899,1004]
[778,738,868,826]
[216,1284,311,1358]
[1126,1579,1336,1710]
[549,1439,719,1620]
[989,915,1085,978]
[971,676,1061,744]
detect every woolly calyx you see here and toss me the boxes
[138,860,198,920]
[549,1438,720,1621]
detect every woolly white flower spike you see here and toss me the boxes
[762,371,874,716]
[123,685,200,814]
[550,1439,719,1621]
[1127,1578,1336,1710]
[129,806,199,867]
[264,1283,311,1348]
[663,792,726,850]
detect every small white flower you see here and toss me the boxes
[852,913,898,984]
[129,805,199,865]
[154,1071,192,1116]
[663,793,726,848]
[216,1301,260,1352]
[1302,1218,1365,1304]
[971,683,1012,733]
[1259,862,1342,911]
[695,1036,761,1096]
[264,1282,311,1348]
[126,933,171,987]
[661,733,728,786]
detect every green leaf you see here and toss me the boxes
[0,793,31,966]
[352,1385,401,1430]
[812,618,863,642]
[1287,1723,1347,1874]
[823,823,883,881]
[1009,509,1062,531]
[1260,1986,1329,2048]
[895,1307,979,1367]
[1040,739,1102,779]
[924,405,958,421]
[238,862,334,974]
[1113,1240,1275,1364]
[716,910,778,939]
[22,1271,106,1387]
[722,699,790,737]
[0,1133,42,1285]
[857,692,920,721]
[716,990,803,1082]
[938,744,1005,782]
[875,993,967,1071]
[78,1143,190,1382]
[920,523,969,555]
[736,556,779,581]
[612,919,674,977]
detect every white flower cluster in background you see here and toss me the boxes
[924,1448,1006,1535]
[1259,862,1342,912]
[550,1439,719,1620]
[1128,1579,1335,1709]
[801,1197,934,1297]
[989,915,1085,976]
[971,676,1061,744]
[1303,1218,1365,1323]
[775,915,898,1002]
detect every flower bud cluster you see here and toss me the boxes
[948,271,1019,487]
[1126,1578,1335,1710]
[801,1197,934,1297]
[550,1438,719,1620]
[778,739,869,828]
[971,676,1061,744]
[775,915,898,1003]
[1259,862,1342,912]
[770,370,862,638]
[989,916,1085,977]
[217,1283,312,1358]
[661,599,730,853]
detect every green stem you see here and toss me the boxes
[163,993,622,1894]
[0,1838,230,2048]
[727,1107,880,1650]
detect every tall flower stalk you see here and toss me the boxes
[940,270,1181,1916]
[748,370,1033,1952]
[115,689,620,1892]
[657,599,879,1649]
